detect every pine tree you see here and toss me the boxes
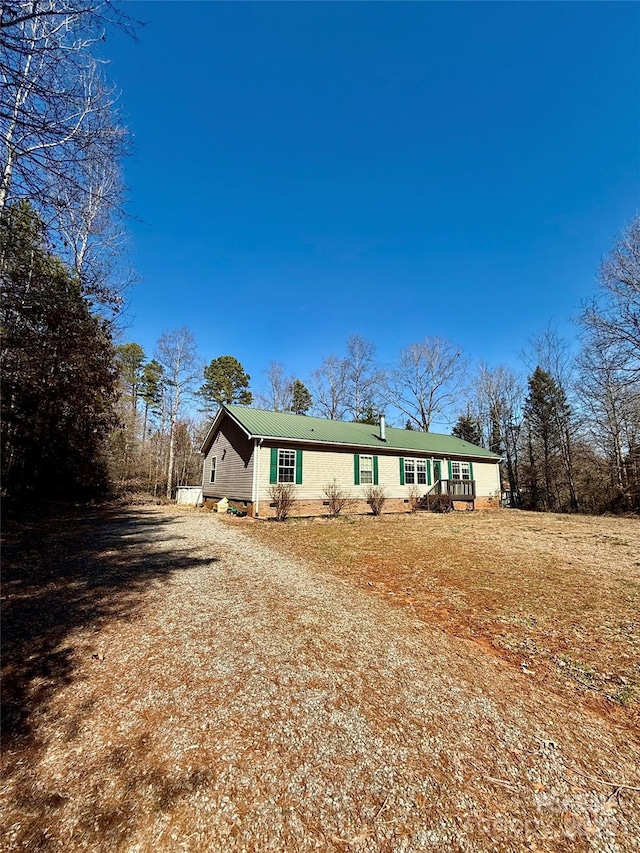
[452,412,483,446]
[139,360,163,441]
[522,366,576,511]
[290,379,312,415]
[353,405,378,425]
[199,355,252,412]
[489,404,504,455]
[116,343,146,414]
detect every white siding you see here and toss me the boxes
[471,459,501,498]
[256,443,501,504]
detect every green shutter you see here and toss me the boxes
[469,461,474,480]
[427,460,432,486]
[354,454,360,485]
[399,457,405,485]
[270,448,278,484]
[447,460,452,479]
[295,449,303,484]
[373,456,379,486]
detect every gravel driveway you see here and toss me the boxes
[2,505,639,852]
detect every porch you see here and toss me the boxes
[417,479,476,510]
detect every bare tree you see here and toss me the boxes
[310,354,349,420]
[0,1,134,310]
[582,215,640,380]
[383,337,467,431]
[258,361,294,411]
[54,157,134,310]
[474,363,524,505]
[345,334,381,422]
[155,328,201,499]
[577,335,640,509]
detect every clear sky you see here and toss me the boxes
[105,1,639,414]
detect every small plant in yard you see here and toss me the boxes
[323,479,353,517]
[430,494,453,513]
[407,485,421,513]
[268,482,297,521]
[364,485,387,516]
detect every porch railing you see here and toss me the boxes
[430,479,476,499]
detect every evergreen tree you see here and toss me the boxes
[1,201,118,501]
[199,355,252,412]
[139,359,163,440]
[489,404,504,455]
[116,342,146,414]
[522,366,576,511]
[353,405,378,425]
[290,379,312,415]
[452,412,483,445]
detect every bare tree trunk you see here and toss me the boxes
[166,396,179,500]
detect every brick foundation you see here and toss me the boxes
[205,495,500,517]
[473,495,500,510]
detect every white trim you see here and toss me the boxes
[450,460,471,480]
[252,438,262,515]
[199,405,253,455]
[277,447,297,483]
[403,457,428,486]
[359,454,374,485]
[252,435,499,461]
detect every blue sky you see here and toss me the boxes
[106,1,639,417]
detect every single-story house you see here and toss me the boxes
[201,406,501,518]
[200,405,502,517]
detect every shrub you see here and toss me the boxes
[430,494,453,513]
[268,482,297,521]
[407,485,421,513]
[364,485,387,516]
[323,479,353,517]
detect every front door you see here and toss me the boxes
[433,460,442,482]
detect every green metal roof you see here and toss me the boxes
[224,405,501,460]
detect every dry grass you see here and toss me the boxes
[2,505,639,852]
[245,510,640,731]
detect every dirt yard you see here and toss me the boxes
[1,504,639,852]
[244,509,640,732]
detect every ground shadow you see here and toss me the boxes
[1,504,215,750]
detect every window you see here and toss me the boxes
[210,456,217,484]
[403,458,428,485]
[450,460,471,480]
[354,454,378,485]
[270,448,302,484]
[359,455,373,485]
[278,449,296,483]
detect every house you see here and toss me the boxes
[200,405,502,517]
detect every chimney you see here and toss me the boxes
[379,413,386,441]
